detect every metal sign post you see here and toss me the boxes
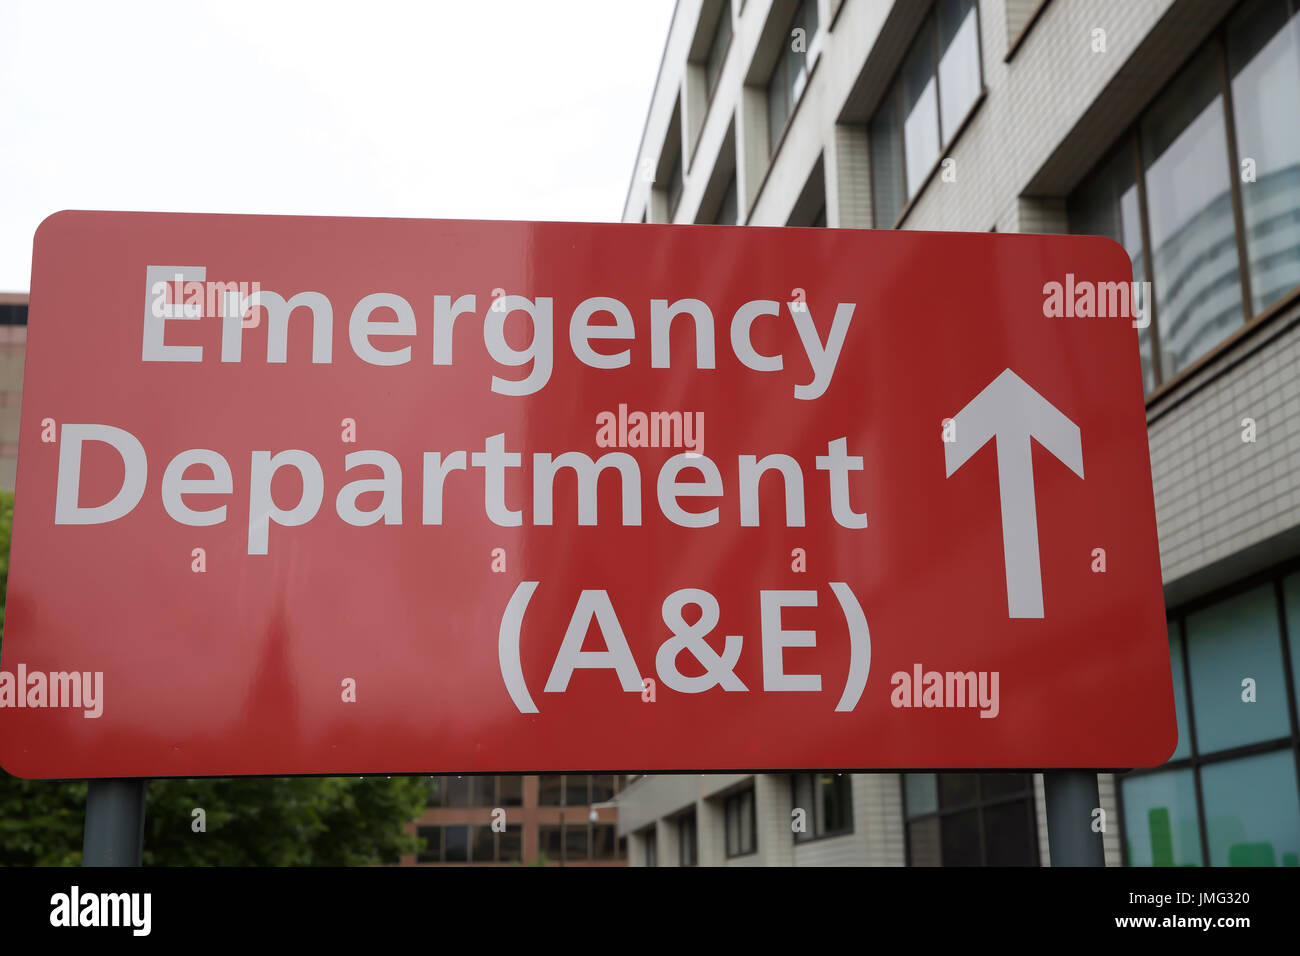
[82,779,146,866]
[1044,771,1105,866]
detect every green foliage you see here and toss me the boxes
[0,489,427,865]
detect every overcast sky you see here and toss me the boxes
[0,0,674,292]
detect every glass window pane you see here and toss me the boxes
[564,774,590,807]
[470,777,494,806]
[1201,750,1300,866]
[1186,585,1289,753]
[1068,141,1154,390]
[1229,0,1300,315]
[539,825,562,862]
[1121,769,1202,866]
[425,776,443,807]
[820,773,852,834]
[980,773,1031,801]
[870,91,905,226]
[594,823,618,861]
[1141,45,1243,379]
[644,828,657,867]
[1284,574,1300,695]
[565,823,589,861]
[908,817,942,866]
[417,825,442,863]
[539,774,562,806]
[705,6,732,97]
[983,799,1037,866]
[904,773,939,818]
[1169,624,1192,761]
[498,775,523,807]
[901,16,940,199]
[443,825,468,863]
[716,173,738,225]
[470,825,495,863]
[591,774,615,804]
[767,47,792,153]
[939,809,981,865]
[937,0,980,142]
[444,775,470,808]
[939,772,978,808]
[500,825,522,863]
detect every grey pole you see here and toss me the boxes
[1043,770,1105,866]
[83,779,147,867]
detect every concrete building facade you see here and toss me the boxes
[619,0,1300,866]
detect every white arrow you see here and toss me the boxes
[945,368,1084,619]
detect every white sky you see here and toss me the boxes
[0,0,675,292]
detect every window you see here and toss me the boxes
[565,774,591,807]
[903,773,1038,866]
[1069,0,1300,392]
[792,773,854,842]
[443,776,470,808]
[724,787,757,857]
[678,810,699,866]
[443,825,469,863]
[539,774,563,806]
[869,0,983,226]
[500,825,523,863]
[498,775,523,807]
[667,151,684,220]
[766,0,820,155]
[425,777,442,807]
[1119,568,1300,867]
[592,823,619,861]
[417,825,442,863]
[470,777,495,806]
[716,173,739,225]
[539,824,562,862]
[644,827,658,867]
[705,2,733,99]
[591,774,616,803]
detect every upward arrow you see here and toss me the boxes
[945,368,1084,619]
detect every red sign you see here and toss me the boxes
[0,210,1175,778]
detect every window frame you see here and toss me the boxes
[1068,2,1300,400]
[791,772,855,844]
[868,0,987,228]
[902,773,1040,866]
[1115,556,1300,867]
[724,786,758,858]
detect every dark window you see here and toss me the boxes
[565,824,590,862]
[565,774,591,807]
[904,773,1037,866]
[539,824,563,863]
[443,776,470,808]
[793,772,853,842]
[470,777,495,807]
[443,825,469,863]
[498,775,523,807]
[678,810,699,865]
[705,2,733,98]
[539,774,563,806]
[425,776,443,807]
[0,304,26,325]
[593,823,618,861]
[470,824,496,863]
[500,825,523,863]
[1119,565,1300,867]
[725,787,757,857]
[417,825,442,863]
[644,827,658,867]
[716,173,739,225]
[591,774,616,804]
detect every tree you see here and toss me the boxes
[0,489,427,865]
